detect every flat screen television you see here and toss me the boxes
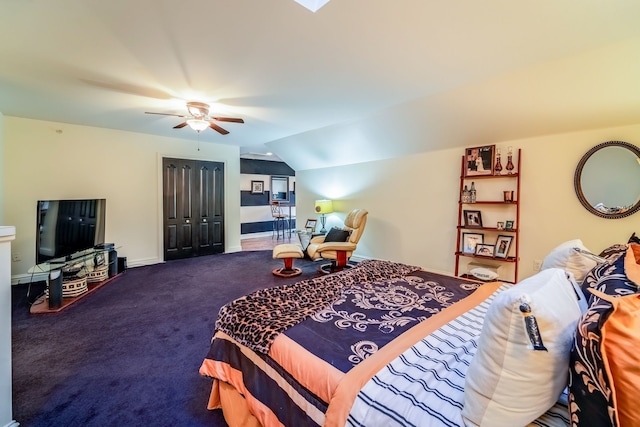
[36,199,106,265]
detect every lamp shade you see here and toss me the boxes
[314,199,333,214]
[187,119,210,132]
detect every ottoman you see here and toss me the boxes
[272,243,304,277]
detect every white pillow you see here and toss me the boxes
[469,267,499,281]
[540,239,598,282]
[461,268,588,427]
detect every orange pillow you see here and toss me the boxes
[589,288,640,427]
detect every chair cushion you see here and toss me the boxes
[272,244,304,259]
[324,227,351,243]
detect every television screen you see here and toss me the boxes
[36,199,106,265]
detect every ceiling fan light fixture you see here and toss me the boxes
[186,101,209,118]
[187,119,209,132]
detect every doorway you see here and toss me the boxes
[162,157,225,261]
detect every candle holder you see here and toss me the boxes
[503,190,514,202]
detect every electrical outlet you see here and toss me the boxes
[12,252,21,262]
[533,259,542,271]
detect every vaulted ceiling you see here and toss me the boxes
[2,1,640,170]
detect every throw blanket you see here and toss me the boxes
[215,260,421,354]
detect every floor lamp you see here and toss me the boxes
[314,199,333,233]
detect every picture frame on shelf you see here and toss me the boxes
[251,180,264,194]
[496,221,505,230]
[505,220,515,230]
[462,232,484,254]
[463,210,483,228]
[464,145,495,177]
[494,235,513,259]
[305,219,317,232]
[475,244,495,257]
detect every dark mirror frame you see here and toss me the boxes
[574,140,640,219]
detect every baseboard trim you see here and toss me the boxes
[241,231,275,239]
[349,254,371,263]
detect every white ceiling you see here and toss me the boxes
[2,1,640,170]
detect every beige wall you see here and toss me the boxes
[296,123,640,282]
[5,115,639,284]
[3,116,242,281]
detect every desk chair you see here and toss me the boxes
[270,202,289,239]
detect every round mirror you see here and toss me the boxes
[574,141,640,219]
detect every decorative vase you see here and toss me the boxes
[494,149,503,175]
[506,146,515,174]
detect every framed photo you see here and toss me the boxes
[463,210,483,228]
[496,221,505,230]
[464,145,495,177]
[475,244,495,257]
[494,235,513,259]
[251,180,264,194]
[462,232,484,254]
[505,220,515,230]
[305,219,317,232]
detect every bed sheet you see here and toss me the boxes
[344,283,570,427]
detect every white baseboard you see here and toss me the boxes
[241,231,274,239]
[349,254,371,263]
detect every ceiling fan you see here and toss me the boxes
[145,101,244,135]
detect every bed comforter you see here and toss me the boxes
[199,260,569,426]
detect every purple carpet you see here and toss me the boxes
[11,250,322,427]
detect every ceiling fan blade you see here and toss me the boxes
[174,122,188,129]
[146,111,187,118]
[211,117,244,123]
[209,122,229,135]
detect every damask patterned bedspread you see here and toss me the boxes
[201,261,483,427]
[214,259,424,354]
[283,268,481,373]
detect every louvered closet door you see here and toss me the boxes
[163,158,225,261]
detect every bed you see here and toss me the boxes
[199,259,575,427]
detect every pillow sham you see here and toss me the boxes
[568,291,640,427]
[541,239,599,282]
[323,227,351,243]
[569,244,640,427]
[462,268,588,427]
[581,244,639,306]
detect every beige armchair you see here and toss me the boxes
[306,208,368,274]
